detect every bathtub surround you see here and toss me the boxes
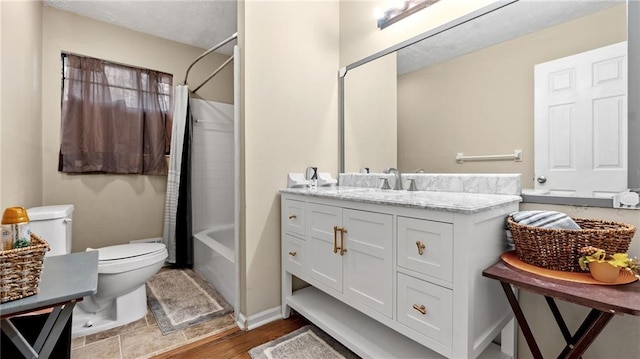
[191,99,236,230]
[194,224,236,308]
[190,98,238,315]
[146,269,233,335]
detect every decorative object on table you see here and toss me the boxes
[507,212,635,272]
[248,324,359,359]
[2,206,32,249]
[0,233,50,303]
[578,246,640,283]
[500,251,638,285]
[505,210,580,250]
[146,268,232,334]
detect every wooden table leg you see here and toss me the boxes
[563,310,614,359]
[499,281,544,359]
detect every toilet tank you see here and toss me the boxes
[27,205,74,256]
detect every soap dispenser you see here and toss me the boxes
[306,167,318,190]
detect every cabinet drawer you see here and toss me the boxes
[397,217,453,282]
[284,199,306,237]
[284,234,305,277]
[397,273,452,347]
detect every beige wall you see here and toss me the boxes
[1,0,43,210]
[240,0,339,316]
[344,52,397,173]
[397,5,626,187]
[41,6,233,252]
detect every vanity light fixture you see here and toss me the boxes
[377,0,440,29]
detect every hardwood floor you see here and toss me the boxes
[153,314,309,359]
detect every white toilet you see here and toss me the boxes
[27,205,168,337]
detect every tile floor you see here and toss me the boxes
[70,310,237,359]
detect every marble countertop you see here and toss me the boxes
[280,187,522,214]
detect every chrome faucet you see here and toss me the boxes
[384,167,403,190]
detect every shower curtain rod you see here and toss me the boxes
[192,55,234,93]
[183,32,238,86]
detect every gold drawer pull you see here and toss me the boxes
[340,227,348,256]
[333,226,340,253]
[288,251,297,256]
[288,214,297,220]
[416,240,426,256]
[413,304,427,315]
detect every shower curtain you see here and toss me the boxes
[163,84,193,267]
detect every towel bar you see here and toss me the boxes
[456,150,522,163]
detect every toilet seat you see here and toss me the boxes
[91,243,168,274]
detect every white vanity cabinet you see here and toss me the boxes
[281,190,520,359]
[306,203,393,317]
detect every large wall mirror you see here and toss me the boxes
[339,0,639,206]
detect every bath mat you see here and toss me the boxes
[248,324,360,359]
[146,268,233,335]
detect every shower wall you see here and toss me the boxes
[190,99,235,232]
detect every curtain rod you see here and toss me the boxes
[192,55,234,93]
[183,32,238,86]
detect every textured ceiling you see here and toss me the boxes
[44,0,237,55]
[397,0,623,75]
[43,0,622,70]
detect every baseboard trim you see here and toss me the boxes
[236,312,247,330]
[241,306,282,331]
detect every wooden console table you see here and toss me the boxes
[483,260,640,359]
[1,251,98,358]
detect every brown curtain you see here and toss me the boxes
[59,54,172,175]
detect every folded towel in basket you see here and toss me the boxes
[505,210,581,250]
[510,210,581,230]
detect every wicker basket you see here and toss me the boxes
[507,217,635,272]
[0,233,49,303]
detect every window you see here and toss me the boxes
[59,53,173,175]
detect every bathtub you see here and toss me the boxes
[194,224,236,308]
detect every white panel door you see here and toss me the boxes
[342,209,393,318]
[306,203,343,292]
[534,42,627,197]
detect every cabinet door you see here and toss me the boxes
[343,209,393,317]
[306,203,343,292]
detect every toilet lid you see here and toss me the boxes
[96,243,166,261]
[28,204,74,221]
